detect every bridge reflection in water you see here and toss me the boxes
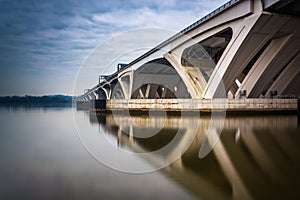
[89,112,300,200]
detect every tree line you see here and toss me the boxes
[0,95,73,105]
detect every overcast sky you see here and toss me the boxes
[0,0,228,96]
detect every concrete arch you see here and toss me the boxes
[102,83,111,99]
[111,82,125,99]
[90,92,96,100]
[131,58,191,99]
[162,0,257,99]
[96,88,108,100]
[165,25,235,99]
[83,96,89,101]
[107,78,125,99]
[205,6,298,98]
[117,68,133,99]
[164,0,257,99]
[131,83,176,99]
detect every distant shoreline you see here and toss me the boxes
[0,95,74,107]
[0,102,73,107]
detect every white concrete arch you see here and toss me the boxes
[206,12,296,98]
[130,57,191,99]
[118,69,133,100]
[165,25,236,99]
[163,0,260,99]
[101,83,111,99]
[96,87,108,100]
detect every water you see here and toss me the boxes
[0,107,299,200]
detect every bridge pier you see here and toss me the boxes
[90,99,106,111]
[77,98,298,114]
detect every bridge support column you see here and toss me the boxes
[164,53,204,99]
[266,53,300,96]
[204,12,291,98]
[118,71,133,99]
[236,33,300,98]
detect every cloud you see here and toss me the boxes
[91,2,229,31]
[0,0,229,95]
[92,8,194,30]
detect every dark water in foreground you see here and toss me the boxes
[0,107,299,200]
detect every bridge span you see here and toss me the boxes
[76,0,300,113]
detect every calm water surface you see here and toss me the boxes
[0,107,299,200]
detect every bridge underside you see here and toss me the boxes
[130,58,191,99]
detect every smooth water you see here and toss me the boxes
[0,107,299,200]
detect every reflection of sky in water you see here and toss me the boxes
[0,108,195,200]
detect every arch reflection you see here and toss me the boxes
[89,112,300,200]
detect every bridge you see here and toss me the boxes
[76,0,300,112]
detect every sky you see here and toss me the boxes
[0,0,228,96]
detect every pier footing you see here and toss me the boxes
[80,98,298,114]
[107,98,298,113]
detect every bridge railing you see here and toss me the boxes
[167,0,239,43]
[99,75,110,84]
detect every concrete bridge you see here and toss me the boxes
[76,0,300,111]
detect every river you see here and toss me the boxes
[0,107,299,200]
